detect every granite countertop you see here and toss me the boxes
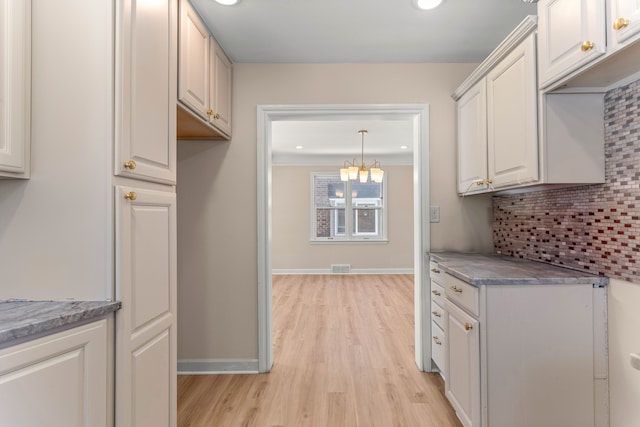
[0,300,121,346]
[430,252,608,287]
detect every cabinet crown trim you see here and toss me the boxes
[452,15,538,101]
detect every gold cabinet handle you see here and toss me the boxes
[432,311,442,318]
[123,160,136,170]
[206,109,213,115]
[433,336,442,345]
[431,290,441,296]
[213,113,220,119]
[124,192,137,201]
[465,323,473,331]
[450,286,463,293]
[581,41,594,51]
[476,180,485,186]
[431,268,440,273]
[485,179,493,184]
[614,18,629,30]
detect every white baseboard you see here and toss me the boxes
[272,268,414,275]
[177,359,259,375]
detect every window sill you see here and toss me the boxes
[309,239,389,245]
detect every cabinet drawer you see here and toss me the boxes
[431,320,445,370]
[444,273,479,316]
[431,299,445,330]
[430,281,445,308]
[429,261,445,285]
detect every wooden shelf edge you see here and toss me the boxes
[177,103,230,141]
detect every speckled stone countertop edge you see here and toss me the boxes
[429,252,609,287]
[0,300,121,346]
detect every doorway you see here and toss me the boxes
[257,104,431,373]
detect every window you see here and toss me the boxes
[311,172,386,242]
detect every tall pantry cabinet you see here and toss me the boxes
[114,1,178,427]
[0,0,177,425]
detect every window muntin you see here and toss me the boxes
[312,173,386,241]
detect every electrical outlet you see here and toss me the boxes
[430,206,440,223]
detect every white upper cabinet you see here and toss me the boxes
[0,0,30,178]
[454,15,605,195]
[539,0,640,90]
[457,80,488,195]
[178,0,209,118]
[537,0,606,88]
[177,0,232,140]
[486,33,538,189]
[454,18,539,195]
[115,0,178,185]
[610,0,640,48]
[210,36,232,137]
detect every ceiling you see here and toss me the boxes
[190,0,537,63]
[189,0,537,164]
[271,119,415,166]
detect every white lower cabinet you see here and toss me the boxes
[430,261,447,373]
[443,272,607,427]
[115,186,177,427]
[444,300,480,427]
[0,320,108,427]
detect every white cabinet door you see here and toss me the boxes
[457,79,488,195]
[115,186,177,427]
[445,300,480,427]
[178,0,209,119]
[209,36,232,137]
[537,0,606,88]
[0,320,108,427]
[611,0,640,48]
[487,33,538,189]
[0,0,30,178]
[116,0,177,185]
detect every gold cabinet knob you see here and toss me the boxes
[433,336,442,345]
[432,311,442,318]
[431,290,441,296]
[485,179,493,184]
[206,109,213,116]
[614,18,629,30]
[465,323,473,331]
[581,41,594,51]
[124,192,137,201]
[476,180,485,186]
[450,286,463,293]
[123,160,136,170]
[431,268,440,273]
[213,113,220,120]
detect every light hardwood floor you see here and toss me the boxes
[178,274,462,427]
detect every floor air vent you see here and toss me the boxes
[331,264,351,274]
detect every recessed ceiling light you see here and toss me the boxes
[215,0,239,5]
[295,145,304,149]
[413,0,444,10]
[400,145,409,149]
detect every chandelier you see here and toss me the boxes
[340,130,384,183]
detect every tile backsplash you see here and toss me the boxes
[493,78,640,283]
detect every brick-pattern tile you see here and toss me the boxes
[493,79,640,282]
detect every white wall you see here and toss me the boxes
[176,63,495,361]
[608,278,640,426]
[0,0,113,300]
[272,165,413,272]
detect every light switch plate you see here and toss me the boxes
[430,206,440,223]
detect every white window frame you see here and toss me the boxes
[310,171,388,243]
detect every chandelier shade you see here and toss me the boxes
[340,130,384,183]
